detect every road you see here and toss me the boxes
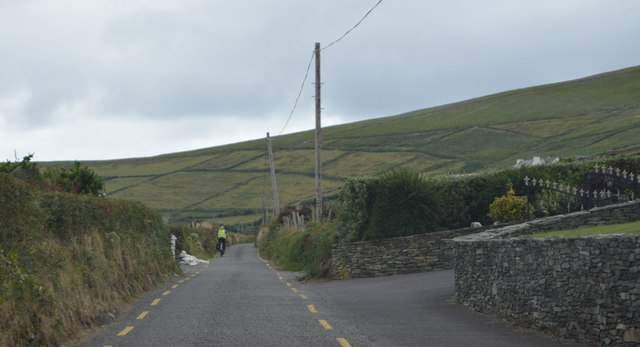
[81,244,576,347]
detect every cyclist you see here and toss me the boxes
[217,225,227,254]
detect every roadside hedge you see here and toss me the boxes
[0,172,176,346]
[336,158,640,243]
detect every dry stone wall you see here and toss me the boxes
[330,226,489,279]
[454,201,640,346]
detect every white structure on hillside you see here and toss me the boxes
[514,156,559,168]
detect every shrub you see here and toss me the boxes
[488,186,535,223]
[43,161,105,196]
[0,174,44,246]
[170,224,217,259]
[364,169,443,240]
[336,169,444,242]
[0,171,175,346]
[335,177,375,243]
[257,222,336,278]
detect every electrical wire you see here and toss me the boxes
[322,0,383,50]
[279,50,315,135]
[278,0,383,134]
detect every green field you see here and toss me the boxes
[530,221,640,238]
[43,65,640,227]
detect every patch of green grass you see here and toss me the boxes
[530,221,640,238]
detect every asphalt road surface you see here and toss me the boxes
[81,243,576,347]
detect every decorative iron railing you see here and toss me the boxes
[523,163,639,214]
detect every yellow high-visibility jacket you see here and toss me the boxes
[217,227,227,239]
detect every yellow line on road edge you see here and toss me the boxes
[291,288,299,293]
[307,305,318,313]
[172,284,178,289]
[162,290,171,296]
[136,311,149,320]
[150,299,161,306]
[319,320,333,330]
[286,282,292,287]
[299,294,308,300]
[337,337,352,347]
[117,326,134,336]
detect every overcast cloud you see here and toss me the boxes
[1,0,639,161]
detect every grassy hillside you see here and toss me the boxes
[76,66,640,226]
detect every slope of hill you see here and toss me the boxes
[82,65,640,227]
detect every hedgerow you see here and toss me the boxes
[335,158,640,242]
[257,222,337,278]
[0,162,175,346]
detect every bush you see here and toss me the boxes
[0,172,175,346]
[335,177,374,243]
[0,173,44,245]
[170,224,217,259]
[364,169,443,240]
[257,222,336,278]
[488,186,535,223]
[431,176,471,229]
[43,161,105,196]
[336,169,444,242]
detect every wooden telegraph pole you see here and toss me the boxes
[266,132,280,219]
[314,42,323,223]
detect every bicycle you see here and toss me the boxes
[216,238,226,257]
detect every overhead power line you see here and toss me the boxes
[323,0,383,50]
[279,0,383,134]
[279,50,315,135]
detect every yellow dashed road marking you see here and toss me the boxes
[117,326,134,336]
[337,337,352,347]
[178,280,184,283]
[150,299,161,306]
[136,311,149,320]
[319,320,333,330]
[291,287,299,293]
[286,282,292,287]
[307,304,318,313]
[299,294,308,300]
[172,284,178,289]
[162,290,171,296]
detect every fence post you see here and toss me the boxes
[171,234,177,260]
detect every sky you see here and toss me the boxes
[1,0,639,161]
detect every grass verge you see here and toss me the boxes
[257,222,337,279]
[530,221,640,238]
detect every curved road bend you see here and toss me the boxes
[81,244,576,346]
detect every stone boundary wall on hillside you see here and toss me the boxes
[454,201,640,346]
[330,226,491,279]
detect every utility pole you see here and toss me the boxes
[261,196,267,224]
[314,42,323,223]
[266,132,280,219]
